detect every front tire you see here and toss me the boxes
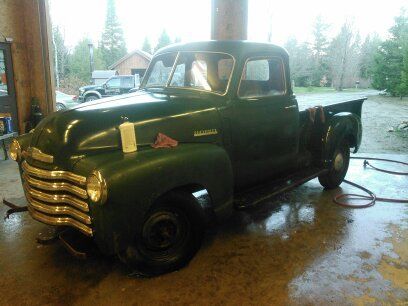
[85,95,99,102]
[318,139,350,189]
[56,103,66,111]
[121,191,205,275]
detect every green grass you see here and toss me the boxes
[293,86,370,94]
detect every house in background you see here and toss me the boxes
[108,49,151,80]
[91,70,118,85]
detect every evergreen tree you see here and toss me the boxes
[142,37,152,54]
[68,38,105,83]
[155,30,172,52]
[372,11,408,96]
[100,0,127,67]
[311,16,330,86]
[359,34,382,80]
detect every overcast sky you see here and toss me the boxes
[50,0,407,51]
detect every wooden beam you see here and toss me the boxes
[211,0,248,40]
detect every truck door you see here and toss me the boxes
[104,77,121,96]
[229,55,299,188]
[120,76,134,94]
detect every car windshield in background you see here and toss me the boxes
[143,52,234,95]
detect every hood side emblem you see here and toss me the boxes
[194,129,218,137]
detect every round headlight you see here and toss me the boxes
[9,139,21,161]
[86,171,107,204]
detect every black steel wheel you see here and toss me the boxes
[318,139,350,189]
[121,191,205,275]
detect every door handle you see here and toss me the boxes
[285,105,297,110]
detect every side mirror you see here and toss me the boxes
[103,83,108,89]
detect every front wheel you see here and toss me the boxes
[85,95,99,102]
[318,139,350,189]
[120,191,205,275]
[56,103,66,111]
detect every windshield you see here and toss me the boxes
[142,52,234,95]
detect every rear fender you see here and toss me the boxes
[322,112,362,165]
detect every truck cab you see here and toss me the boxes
[9,41,364,275]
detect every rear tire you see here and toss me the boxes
[120,191,205,275]
[318,139,350,189]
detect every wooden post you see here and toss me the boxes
[211,0,248,40]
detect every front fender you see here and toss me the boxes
[322,112,362,165]
[84,90,102,99]
[74,143,233,254]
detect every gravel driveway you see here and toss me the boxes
[296,90,408,153]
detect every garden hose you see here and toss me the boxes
[333,157,408,208]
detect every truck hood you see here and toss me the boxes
[80,84,101,91]
[29,90,223,169]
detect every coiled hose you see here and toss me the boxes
[333,157,408,208]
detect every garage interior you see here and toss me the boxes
[0,0,407,305]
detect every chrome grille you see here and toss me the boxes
[22,160,93,236]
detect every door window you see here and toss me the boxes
[106,77,120,88]
[0,50,8,96]
[238,57,286,98]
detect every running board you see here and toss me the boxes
[234,167,327,210]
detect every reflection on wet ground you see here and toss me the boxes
[0,154,407,305]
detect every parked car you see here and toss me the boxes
[78,75,141,102]
[10,41,365,275]
[55,91,80,111]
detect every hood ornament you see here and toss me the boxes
[27,147,54,164]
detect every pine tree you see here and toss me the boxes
[68,38,105,83]
[155,30,172,52]
[311,16,330,86]
[142,37,152,54]
[99,0,127,67]
[359,34,382,80]
[371,10,408,96]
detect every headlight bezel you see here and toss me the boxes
[86,170,107,205]
[9,139,21,162]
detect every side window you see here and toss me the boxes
[106,77,120,88]
[218,58,234,81]
[121,77,134,88]
[169,63,186,87]
[190,60,208,89]
[238,57,286,98]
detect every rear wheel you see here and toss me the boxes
[318,139,350,189]
[120,191,205,275]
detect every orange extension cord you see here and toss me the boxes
[333,157,408,208]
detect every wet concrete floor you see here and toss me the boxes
[0,153,407,305]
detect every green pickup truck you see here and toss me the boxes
[9,41,364,275]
